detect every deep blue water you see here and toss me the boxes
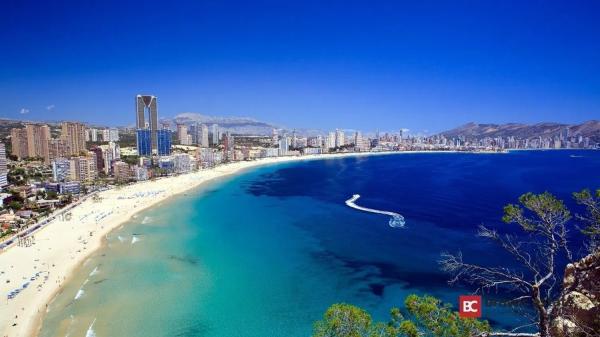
[40,150,600,337]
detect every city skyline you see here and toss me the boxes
[2,1,600,132]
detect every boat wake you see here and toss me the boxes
[345,194,405,228]
[85,318,97,337]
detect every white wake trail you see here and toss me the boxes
[345,194,405,228]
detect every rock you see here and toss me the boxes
[550,251,600,337]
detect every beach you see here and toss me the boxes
[0,151,400,337]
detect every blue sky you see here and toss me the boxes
[1,0,599,133]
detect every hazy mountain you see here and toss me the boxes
[439,120,600,142]
[160,112,280,135]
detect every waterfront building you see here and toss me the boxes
[133,165,149,181]
[113,161,131,182]
[303,147,322,155]
[272,129,279,145]
[157,129,172,156]
[223,132,234,161]
[136,129,152,156]
[278,135,289,156]
[51,158,71,182]
[261,147,279,158]
[0,143,7,187]
[335,129,345,148]
[173,153,195,173]
[327,132,336,149]
[158,156,175,172]
[136,94,159,150]
[10,128,28,159]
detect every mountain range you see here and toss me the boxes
[160,112,279,135]
[439,120,600,142]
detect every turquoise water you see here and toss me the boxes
[39,151,600,337]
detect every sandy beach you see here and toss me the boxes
[0,151,409,337]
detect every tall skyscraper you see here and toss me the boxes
[136,95,158,150]
[177,124,191,145]
[61,122,87,156]
[223,132,234,161]
[0,143,8,187]
[198,124,208,147]
[335,129,345,148]
[10,128,28,159]
[278,135,289,156]
[69,155,97,183]
[136,129,152,156]
[327,131,336,149]
[157,129,172,156]
[25,124,51,162]
[211,124,219,145]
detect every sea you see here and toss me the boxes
[38,150,600,337]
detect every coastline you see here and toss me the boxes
[0,150,494,337]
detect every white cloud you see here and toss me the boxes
[46,104,55,111]
[19,108,30,114]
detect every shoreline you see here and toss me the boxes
[0,150,496,337]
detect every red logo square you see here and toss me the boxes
[459,295,482,318]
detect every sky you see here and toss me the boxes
[0,0,599,133]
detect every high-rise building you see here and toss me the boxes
[0,143,8,187]
[113,161,131,182]
[136,129,152,156]
[89,128,98,142]
[278,135,289,156]
[69,155,97,183]
[223,132,234,161]
[177,124,192,145]
[157,129,172,156]
[61,122,87,156]
[211,124,219,145]
[327,132,336,149]
[20,124,51,162]
[136,95,158,150]
[89,146,104,173]
[108,128,119,142]
[335,129,345,148]
[200,124,209,147]
[47,138,70,162]
[10,128,28,159]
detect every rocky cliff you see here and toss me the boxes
[551,251,600,337]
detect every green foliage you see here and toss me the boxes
[573,188,600,252]
[312,295,489,337]
[404,295,490,337]
[8,201,22,210]
[502,191,571,232]
[313,303,372,337]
